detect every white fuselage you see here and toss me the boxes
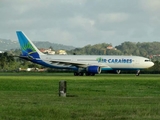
[39,55,154,70]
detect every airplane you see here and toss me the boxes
[16,31,154,76]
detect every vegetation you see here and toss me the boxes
[68,42,160,61]
[1,41,160,72]
[0,52,15,70]
[0,73,160,120]
[0,52,41,71]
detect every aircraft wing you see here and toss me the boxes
[49,60,108,68]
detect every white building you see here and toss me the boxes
[39,48,55,55]
[57,50,67,55]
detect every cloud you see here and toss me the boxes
[98,13,129,24]
[141,0,160,13]
[0,0,160,47]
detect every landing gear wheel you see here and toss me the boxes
[74,72,84,76]
[74,72,79,76]
[85,72,89,76]
[79,72,84,76]
[85,72,95,76]
[90,73,95,76]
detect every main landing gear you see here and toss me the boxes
[74,72,84,76]
[74,72,95,76]
[116,70,121,74]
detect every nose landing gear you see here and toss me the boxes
[136,70,140,76]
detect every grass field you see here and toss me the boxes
[0,73,160,120]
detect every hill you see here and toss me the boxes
[68,42,160,60]
[0,39,75,51]
[1,38,160,60]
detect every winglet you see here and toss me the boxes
[16,31,44,58]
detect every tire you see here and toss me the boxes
[74,72,78,76]
[79,72,84,76]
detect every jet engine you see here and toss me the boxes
[86,66,101,74]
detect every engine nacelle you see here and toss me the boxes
[87,66,101,74]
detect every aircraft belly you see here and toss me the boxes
[109,63,133,69]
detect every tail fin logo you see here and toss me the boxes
[22,42,36,55]
[21,42,40,58]
[17,31,40,58]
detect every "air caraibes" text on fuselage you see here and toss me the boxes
[96,57,132,63]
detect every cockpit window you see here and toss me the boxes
[145,59,151,62]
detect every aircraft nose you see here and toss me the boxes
[151,62,154,67]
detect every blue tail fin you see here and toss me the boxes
[16,31,43,58]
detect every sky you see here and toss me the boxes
[0,0,160,47]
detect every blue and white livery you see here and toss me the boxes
[16,31,154,76]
